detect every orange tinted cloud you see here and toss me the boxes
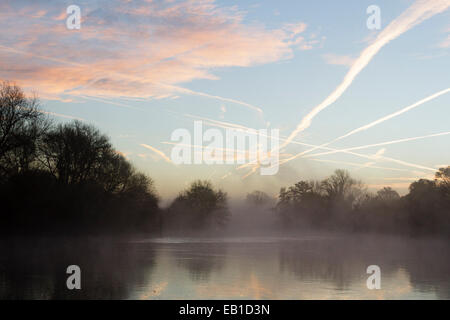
[140,143,174,164]
[0,0,313,104]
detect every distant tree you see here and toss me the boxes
[276,180,326,228]
[435,166,450,198]
[376,187,400,202]
[246,190,273,207]
[435,166,450,184]
[169,180,229,230]
[274,168,450,235]
[408,179,438,197]
[321,169,357,201]
[405,179,441,234]
[277,181,322,209]
[354,187,403,233]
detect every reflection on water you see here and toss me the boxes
[0,235,449,299]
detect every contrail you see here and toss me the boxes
[332,88,450,142]
[280,87,450,163]
[306,131,450,158]
[379,155,436,172]
[140,143,174,164]
[0,44,263,114]
[240,135,438,179]
[177,112,440,180]
[183,113,328,151]
[241,166,259,180]
[161,141,292,163]
[308,158,413,173]
[79,95,145,111]
[183,113,252,131]
[354,149,385,171]
[277,148,437,172]
[175,88,263,114]
[0,44,84,67]
[280,0,450,149]
[185,113,439,177]
[39,110,87,121]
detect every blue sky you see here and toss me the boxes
[0,0,449,201]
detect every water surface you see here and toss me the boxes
[0,235,449,299]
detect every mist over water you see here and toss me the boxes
[1,83,449,300]
[1,170,450,300]
[0,0,449,303]
[1,230,449,299]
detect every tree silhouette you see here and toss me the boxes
[1,81,449,236]
[435,166,450,198]
[0,83,160,234]
[40,121,112,185]
[321,169,357,202]
[168,180,229,231]
[376,187,400,202]
[246,190,273,207]
[0,81,49,180]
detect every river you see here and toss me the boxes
[0,235,449,299]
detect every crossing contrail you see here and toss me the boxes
[39,110,87,122]
[178,112,442,178]
[140,143,174,164]
[306,131,450,158]
[280,87,450,163]
[331,88,450,142]
[79,95,145,111]
[183,113,253,131]
[239,133,439,179]
[280,0,450,149]
[308,158,413,173]
[276,146,437,172]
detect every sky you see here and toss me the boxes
[0,0,449,203]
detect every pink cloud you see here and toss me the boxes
[322,53,356,67]
[0,0,317,103]
[438,34,450,48]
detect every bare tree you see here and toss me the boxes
[246,190,273,207]
[169,180,229,229]
[0,81,48,179]
[321,169,357,201]
[40,121,112,185]
[376,187,400,202]
[435,166,450,198]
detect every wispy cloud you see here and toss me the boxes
[436,26,450,48]
[322,53,355,67]
[366,182,412,190]
[438,34,450,48]
[140,143,174,164]
[0,0,313,109]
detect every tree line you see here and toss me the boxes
[274,168,450,235]
[0,82,230,235]
[0,81,448,236]
[0,82,161,234]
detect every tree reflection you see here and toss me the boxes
[0,237,156,299]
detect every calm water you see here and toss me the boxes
[0,235,449,299]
